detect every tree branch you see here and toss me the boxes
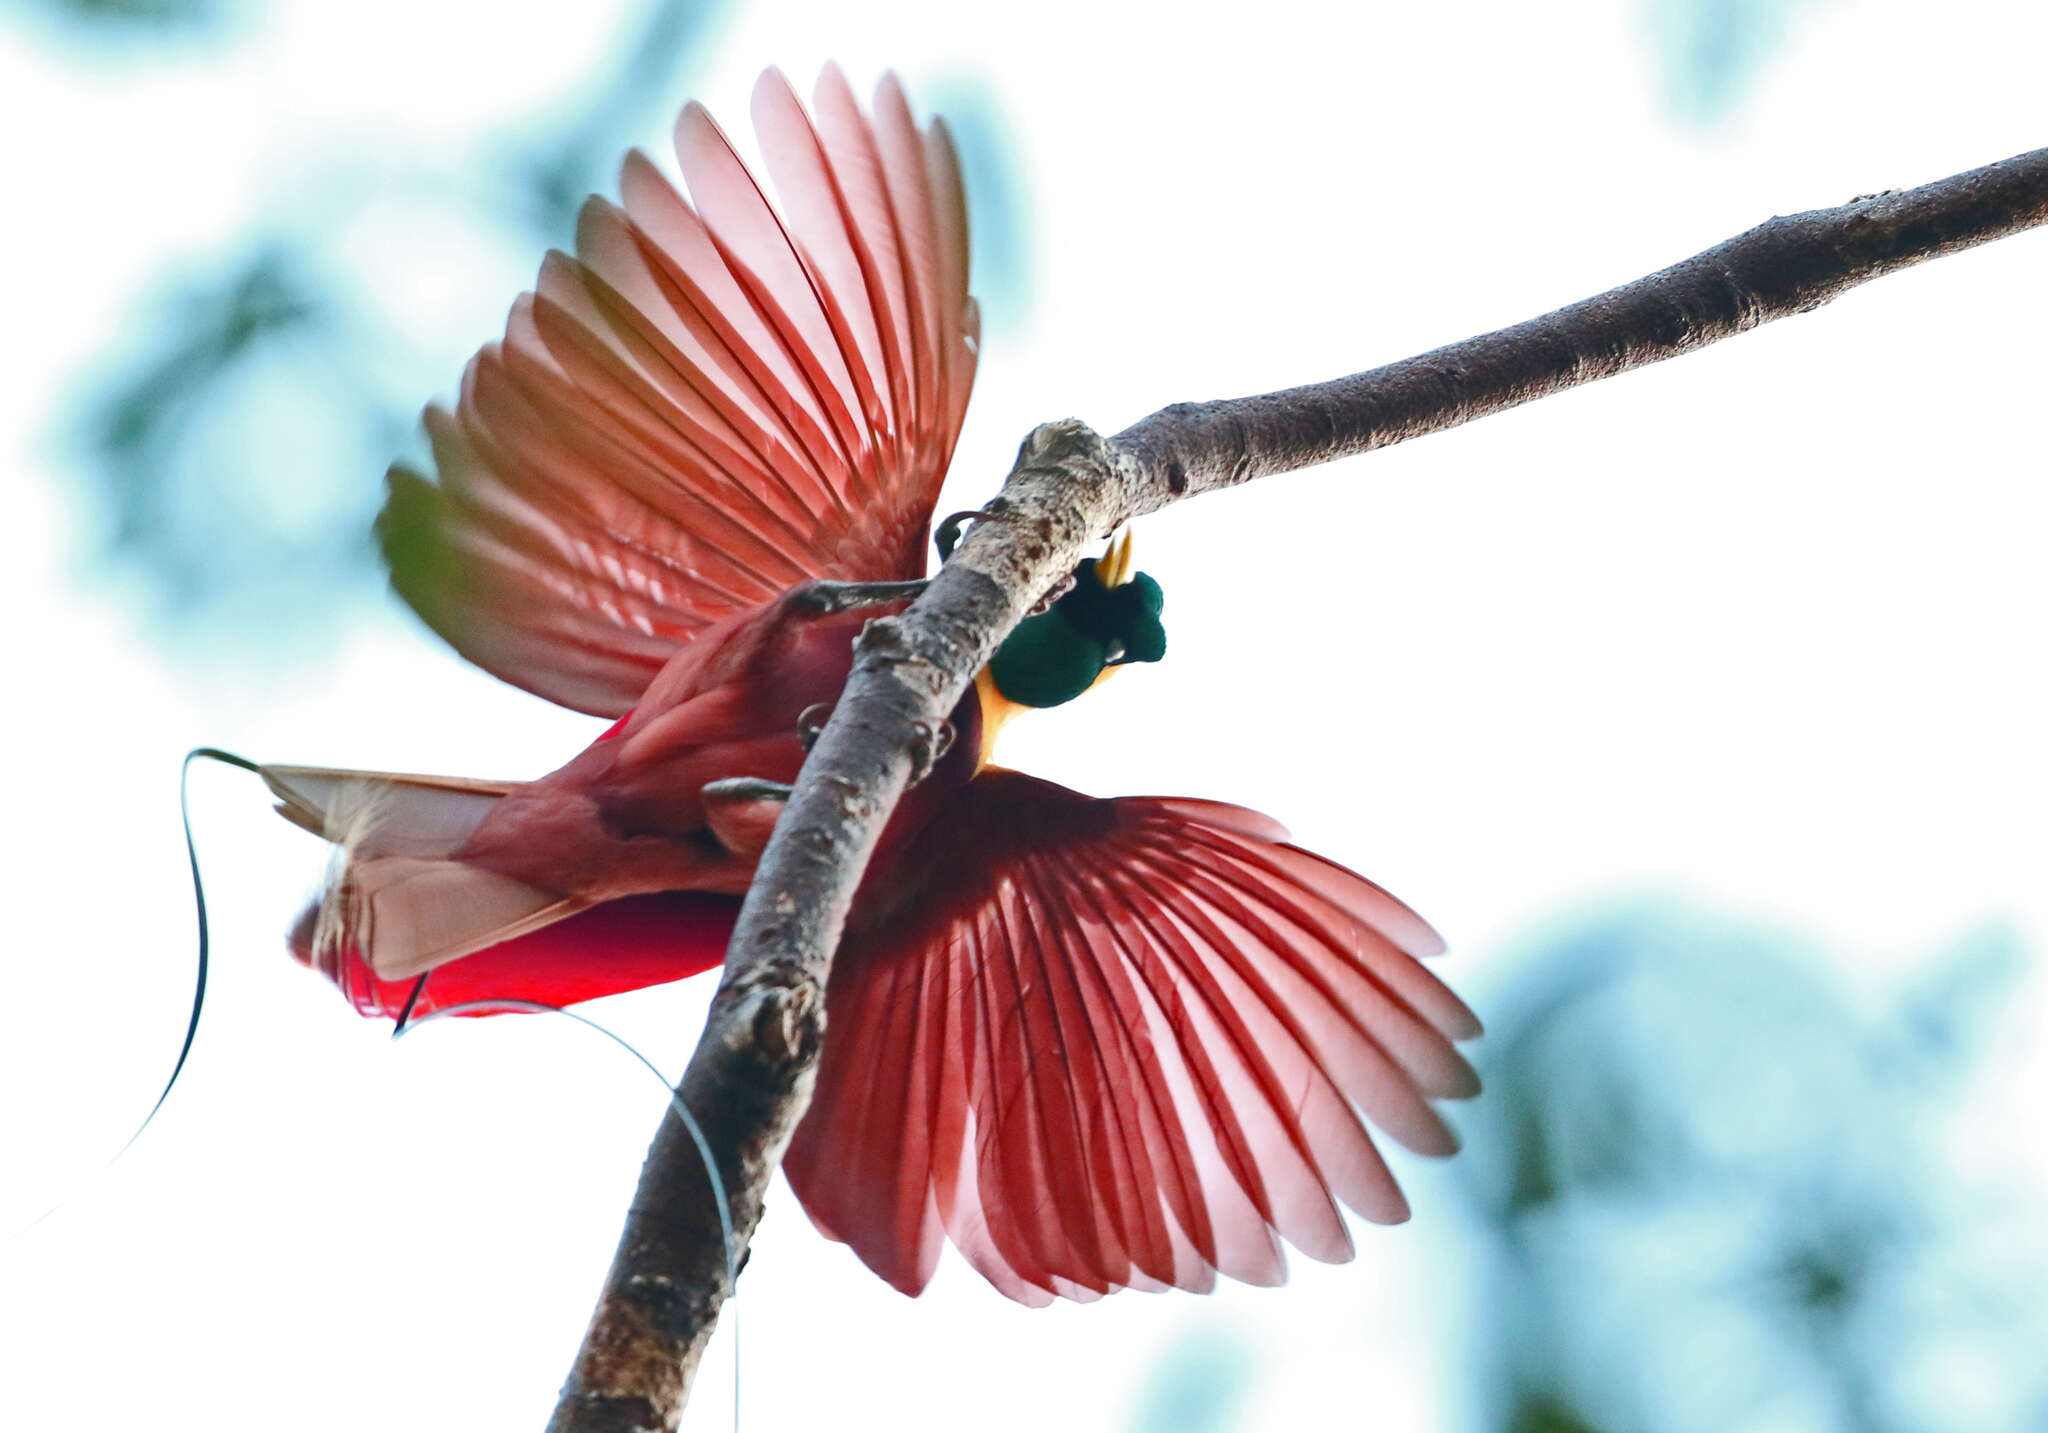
[546,142,2048,1431]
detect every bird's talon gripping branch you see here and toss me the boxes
[789,577,932,616]
[796,702,833,752]
[700,777,795,805]
[1027,572,1076,616]
[701,777,795,861]
[934,508,998,561]
[905,719,955,783]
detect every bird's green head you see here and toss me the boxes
[987,531,1167,710]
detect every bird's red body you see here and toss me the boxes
[289,592,979,1019]
[262,66,1480,1305]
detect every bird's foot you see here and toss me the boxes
[796,702,833,751]
[906,718,955,784]
[701,776,794,804]
[788,577,930,616]
[1027,572,1076,616]
[701,777,793,859]
[934,508,998,561]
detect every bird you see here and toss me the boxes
[254,63,1481,1306]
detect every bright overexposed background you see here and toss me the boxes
[4,1,2045,1428]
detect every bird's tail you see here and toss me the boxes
[263,764,737,1020]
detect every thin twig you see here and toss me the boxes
[546,143,2048,1432]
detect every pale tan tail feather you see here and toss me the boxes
[261,763,577,981]
[261,765,516,857]
[328,855,580,980]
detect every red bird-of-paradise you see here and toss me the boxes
[253,65,1481,1305]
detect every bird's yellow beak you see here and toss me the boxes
[1095,529,1136,588]
[1082,530,1137,701]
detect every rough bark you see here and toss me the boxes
[546,143,2048,1431]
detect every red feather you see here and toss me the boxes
[299,891,741,1021]
[378,69,972,719]
[781,769,1480,1302]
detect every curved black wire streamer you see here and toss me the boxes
[14,744,749,1430]
[26,751,740,1275]
[26,745,746,1422]
[396,988,744,1425]
[8,747,252,1234]
[156,748,260,1145]
[391,992,738,1282]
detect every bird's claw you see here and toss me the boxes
[1027,572,1076,616]
[906,719,955,784]
[935,507,1000,561]
[701,776,794,804]
[796,702,834,751]
[789,577,931,616]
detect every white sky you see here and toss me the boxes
[3,1,2045,1429]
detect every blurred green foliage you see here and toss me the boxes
[14,0,221,33]
[929,79,1034,334]
[47,1,732,640]
[1132,1329,1252,1433]
[1457,904,2044,1433]
[1646,0,1817,125]
[80,246,390,616]
[512,0,729,244]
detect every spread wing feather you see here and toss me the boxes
[382,69,976,717]
[782,770,1481,1304]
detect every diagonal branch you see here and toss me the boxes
[545,142,2048,1432]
